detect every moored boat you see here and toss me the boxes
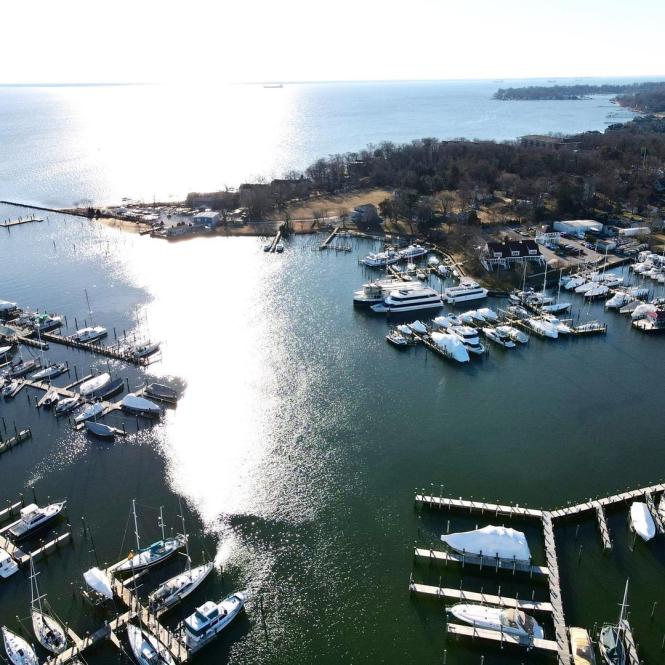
[70,326,107,344]
[74,402,105,423]
[371,287,443,314]
[144,383,178,402]
[430,332,470,363]
[149,562,215,613]
[120,393,161,416]
[85,421,116,439]
[126,623,176,665]
[0,549,18,578]
[31,362,67,381]
[441,525,531,562]
[629,502,655,541]
[79,373,111,397]
[1,627,38,665]
[448,604,544,639]
[8,502,66,541]
[55,395,80,415]
[570,627,597,665]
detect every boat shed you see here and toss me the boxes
[553,219,603,237]
[192,211,221,227]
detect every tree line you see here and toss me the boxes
[494,81,665,102]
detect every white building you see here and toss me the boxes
[552,220,603,237]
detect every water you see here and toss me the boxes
[1,207,665,664]
[0,78,639,207]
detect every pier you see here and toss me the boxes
[414,547,549,576]
[319,224,341,250]
[268,228,283,253]
[595,503,612,550]
[38,331,148,365]
[0,428,32,456]
[0,528,73,567]
[446,622,558,653]
[1,215,44,228]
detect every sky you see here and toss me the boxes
[2,0,664,84]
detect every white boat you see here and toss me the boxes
[606,292,633,309]
[476,307,498,321]
[443,280,488,304]
[1,627,38,665]
[449,604,544,639]
[430,332,470,363]
[398,243,428,260]
[527,318,558,339]
[85,421,116,439]
[631,303,657,320]
[144,383,178,402]
[396,324,413,337]
[432,315,453,329]
[126,623,176,665]
[360,249,400,267]
[0,345,13,359]
[629,502,655,541]
[70,326,107,343]
[541,302,571,313]
[483,327,516,348]
[428,256,440,266]
[131,341,160,359]
[565,276,587,290]
[353,278,421,305]
[496,325,529,344]
[407,320,428,334]
[149,562,214,613]
[79,373,111,397]
[120,393,161,416]
[30,362,67,381]
[55,395,80,415]
[2,380,19,398]
[441,525,531,561]
[570,627,597,665]
[0,548,18,578]
[275,243,284,253]
[585,284,610,299]
[575,281,596,294]
[449,326,485,355]
[0,300,17,313]
[83,567,113,600]
[74,402,105,423]
[30,558,67,654]
[7,358,41,378]
[8,502,66,540]
[181,591,248,653]
[371,287,443,314]
[543,315,572,334]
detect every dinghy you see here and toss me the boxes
[79,373,111,397]
[629,502,655,541]
[126,623,176,665]
[449,604,544,639]
[120,393,161,416]
[85,421,116,440]
[441,525,531,563]
[1,627,38,665]
[570,627,597,665]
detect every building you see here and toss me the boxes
[552,219,603,237]
[481,239,545,271]
[351,203,379,224]
[619,226,650,237]
[192,211,221,227]
[520,135,581,150]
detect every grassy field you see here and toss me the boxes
[285,188,392,220]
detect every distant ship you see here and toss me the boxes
[263,83,283,89]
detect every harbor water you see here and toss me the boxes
[1,208,665,664]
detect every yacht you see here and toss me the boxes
[629,502,655,541]
[575,281,596,294]
[476,307,498,322]
[181,591,248,653]
[2,380,19,398]
[386,330,410,347]
[483,327,516,348]
[353,278,421,305]
[144,383,178,402]
[8,502,66,541]
[606,292,634,309]
[41,390,60,409]
[360,248,400,267]
[93,377,124,400]
[527,318,558,339]
[70,326,107,344]
[0,345,13,360]
[120,393,161,416]
[8,358,41,378]
[495,325,529,344]
[0,548,18,578]
[569,627,596,665]
[542,302,571,313]
[407,320,428,334]
[449,604,544,640]
[31,362,67,381]
[131,341,160,359]
[443,280,488,304]
[371,288,443,314]
[126,623,175,665]
[32,314,63,333]
[449,325,485,355]
[79,373,111,397]
[85,421,116,439]
[398,244,428,260]
[148,562,214,614]
[430,332,470,363]
[565,276,587,290]
[55,395,80,415]
[30,559,67,654]
[542,314,572,334]
[585,284,610,299]
[1,627,38,665]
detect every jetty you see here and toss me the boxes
[0,428,32,456]
[38,331,148,365]
[414,546,549,576]
[446,622,558,653]
[267,228,283,253]
[1,215,44,229]
[319,224,341,250]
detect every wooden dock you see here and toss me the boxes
[446,622,558,652]
[38,331,147,365]
[644,492,665,534]
[0,501,23,523]
[409,583,553,612]
[0,428,32,456]
[1,215,44,228]
[416,493,543,518]
[595,502,613,550]
[0,529,72,566]
[620,620,640,665]
[414,547,549,577]
[549,482,665,517]
[319,224,341,250]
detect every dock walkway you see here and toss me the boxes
[416,493,543,518]
[595,502,612,550]
[446,622,558,652]
[319,224,341,250]
[414,547,549,577]
[620,620,640,665]
[38,331,147,365]
[0,428,31,456]
[1,216,44,228]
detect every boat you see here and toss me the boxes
[74,402,105,423]
[629,502,655,541]
[449,326,486,355]
[41,390,60,409]
[131,341,160,359]
[83,567,113,601]
[0,548,18,578]
[441,525,531,563]
[432,315,453,329]
[70,326,107,343]
[0,345,13,360]
[55,395,80,415]
[565,276,587,290]
[496,325,529,344]
[386,330,411,347]
[1,627,38,665]
[575,282,596,294]
[85,421,116,440]
[527,318,558,339]
[585,284,610,299]
[30,362,67,381]
[631,303,657,320]
[599,580,629,665]
[93,377,124,400]
[181,591,248,653]
[275,243,284,253]
[570,627,597,665]
[542,314,572,334]
[262,243,271,252]
[32,314,63,333]
[353,278,422,305]
[427,256,440,267]
[443,280,488,304]
[542,302,571,313]
[79,373,111,397]
[2,380,19,398]
[114,501,186,573]
[407,320,428,334]
[476,307,498,321]
[360,248,400,267]
[8,357,41,378]
[448,604,544,639]
[606,292,634,309]
[398,244,428,260]
[430,332,470,363]
[126,623,176,665]
[483,327,516,348]
[0,300,17,313]
[30,558,67,654]
[8,502,66,541]
[144,383,178,402]
[120,393,161,416]
[370,287,443,314]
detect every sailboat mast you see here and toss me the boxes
[159,505,165,541]
[179,499,191,572]
[132,499,141,552]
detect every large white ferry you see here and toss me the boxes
[353,278,422,305]
[371,287,443,313]
[443,280,488,304]
[360,249,400,267]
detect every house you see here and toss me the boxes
[351,203,379,224]
[192,211,221,227]
[481,239,545,271]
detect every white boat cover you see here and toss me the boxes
[396,325,412,335]
[430,332,470,363]
[84,567,113,599]
[631,303,657,320]
[408,320,427,334]
[121,393,160,413]
[476,308,497,321]
[441,525,531,561]
[80,373,111,396]
[630,502,655,541]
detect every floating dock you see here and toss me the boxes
[446,622,558,653]
[414,547,549,577]
[0,428,32,456]
[1,216,44,228]
[319,224,341,250]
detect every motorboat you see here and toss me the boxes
[542,302,571,313]
[575,281,596,294]
[8,502,66,541]
[79,373,111,397]
[542,315,572,334]
[461,310,486,323]
[31,362,67,381]
[55,395,80,415]
[148,562,214,613]
[85,421,116,440]
[443,280,488,304]
[1,627,38,665]
[93,377,124,400]
[360,248,400,267]
[32,314,63,333]
[483,327,516,348]
[527,318,558,339]
[570,627,597,665]
[432,315,453,329]
[448,604,544,640]
[449,325,485,355]
[606,292,634,309]
[387,330,415,348]
[353,278,421,305]
[41,390,60,409]
[30,559,68,654]
[398,244,428,260]
[181,591,248,653]
[75,402,105,423]
[7,357,41,378]
[2,380,19,398]
[396,324,413,337]
[144,383,178,402]
[120,393,161,416]
[371,287,443,314]
[126,623,176,665]
[507,305,529,319]
[407,320,428,334]
[496,325,529,344]
[631,303,657,320]
[131,341,160,359]
[441,525,531,562]
[430,332,470,363]
[0,548,18,578]
[629,502,655,541]
[70,326,107,344]
[476,307,498,321]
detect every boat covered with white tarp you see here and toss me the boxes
[441,525,531,562]
[83,567,113,600]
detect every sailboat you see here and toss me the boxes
[1,627,38,665]
[29,557,68,654]
[71,289,107,343]
[542,269,572,313]
[126,623,176,665]
[114,501,186,573]
[599,580,629,665]
[148,507,214,613]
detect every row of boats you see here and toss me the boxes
[1,500,248,665]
